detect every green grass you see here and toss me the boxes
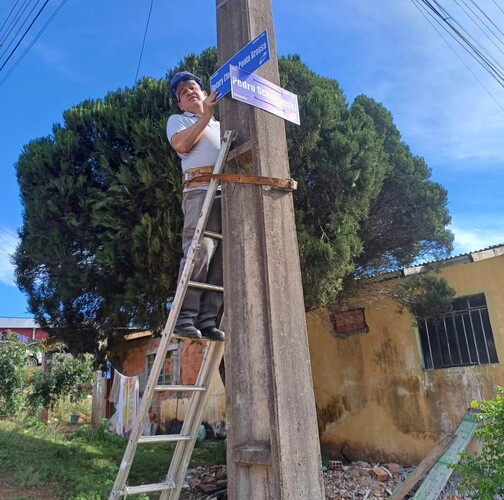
[0,418,226,499]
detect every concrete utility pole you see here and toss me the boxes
[216,1,325,498]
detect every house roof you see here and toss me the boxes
[0,317,40,329]
[365,243,504,283]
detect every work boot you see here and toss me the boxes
[200,326,225,341]
[174,324,202,339]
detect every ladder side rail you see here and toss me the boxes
[109,183,216,499]
[163,342,225,500]
[109,130,234,500]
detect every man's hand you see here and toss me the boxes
[202,91,219,117]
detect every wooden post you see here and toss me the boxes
[91,370,107,427]
[216,1,325,498]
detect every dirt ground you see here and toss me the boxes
[0,473,60,500]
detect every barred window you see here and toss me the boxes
[417,294,498,370]
[146,345,180,385]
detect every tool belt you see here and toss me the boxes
[182,166,297,191]
[182,166,214,187]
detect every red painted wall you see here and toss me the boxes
[111,336,205,426]
[0,327,48,341]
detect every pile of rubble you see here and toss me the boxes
[180,465,227,499]
[179,461,468,499]
[323,461,410,499]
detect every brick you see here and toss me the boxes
[329,460,343,470]
[383,463,401,473]
[196,482,220,493]
[372,466,389,482]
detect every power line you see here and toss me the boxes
[0,0,23,39]
[413,0,504,87]
[454,0,504,60]
[490,0,504,16]
[0,0,69,87]
[411,0,504,112]
[0,238,17,253]
[467,0,504,42]
[0,0,34,46]
[0,0,49,73]
[134,0,154,84]
[0,0,43,66]
[451,0,504,68]
[0,225,18,240]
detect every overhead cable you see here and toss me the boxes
[0,0,23,40]
[412,0,504,112]
[413,0,504,88]
[0,0,69,87]
[0,0,44,66]
[134,0,154,84]
[0,0,33,46]
[0,0,49,73]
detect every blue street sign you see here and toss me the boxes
[230,66,300,125]
[210,30,270,100]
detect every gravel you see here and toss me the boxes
[179,461,470,499]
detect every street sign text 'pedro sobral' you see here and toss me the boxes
[230,66,300,125]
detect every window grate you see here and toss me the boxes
[418,293,498,370]
[146,345,180,385]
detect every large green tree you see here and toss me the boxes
[14,50,452,354]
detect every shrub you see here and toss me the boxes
[454,386,504,499]
[393,273,456,319]
[28,352,94,412]
[0,338,31,415]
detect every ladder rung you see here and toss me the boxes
[125,480,175,495]
[188,281,224,292]
[203,230,222,240]
[138,434,192,444]
[155,384,207,392]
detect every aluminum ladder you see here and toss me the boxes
[109,130,235,500]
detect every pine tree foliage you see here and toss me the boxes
[280,56,452,307]
[15,78,182,352]
[14,50,453,353]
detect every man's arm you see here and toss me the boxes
[170,91,218,154]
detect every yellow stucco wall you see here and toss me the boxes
[111,251,503,462]
[307,253,504,465]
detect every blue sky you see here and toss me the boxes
[0,0,503,317]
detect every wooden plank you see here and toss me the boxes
[413,415,478,499]
[389,435,455,499]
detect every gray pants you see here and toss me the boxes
[176,189,223,330]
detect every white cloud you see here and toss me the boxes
[307,0,504,170]
[451,224,504,255]
[0,229,19,287]
[31,42,83,82]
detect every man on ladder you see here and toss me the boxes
[167,71,225,342]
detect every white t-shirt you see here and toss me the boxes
[166,112,221,173]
